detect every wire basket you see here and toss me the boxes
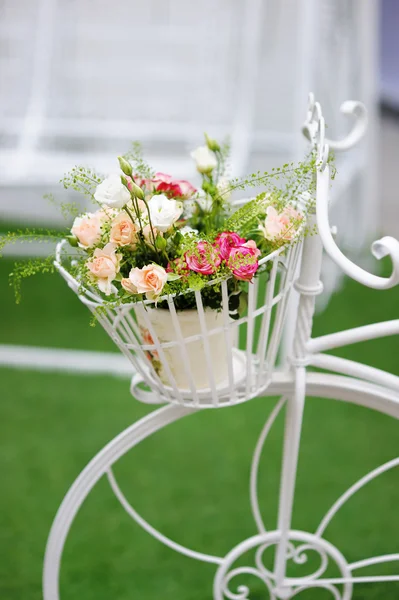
[55,238,302,408]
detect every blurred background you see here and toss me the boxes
[1,1,399,599]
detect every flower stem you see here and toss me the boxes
[141,196,158,251]
[133,197,144,233]
[125,204,141,232]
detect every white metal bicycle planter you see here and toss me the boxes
[43,95,399,600]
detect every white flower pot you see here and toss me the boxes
[135,305,230,391]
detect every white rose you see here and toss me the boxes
[148,194,183,232]
[180,225,198,236]
[94,174,131,208]
[191,145,217,174]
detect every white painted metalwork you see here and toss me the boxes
[43,95,399,599]
[55,238,303,409]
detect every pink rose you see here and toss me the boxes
[133,173,171,194]
[125,175,149,193]
[174,179,196,199]
[110,212,139,247]
[185,241,222,275]
[153,172,172,185]
[166,258,189,278]
[87,243,121,295]
[127,263,168,300]
[154,173,196,199]
[242,239,261,257]
[215,231,246,260]
[71,212,102,249]
[279,205,302,240]
[134,172,196,199]
[260,205,302,242]
[126,175,155,195]
[227,242,260,281]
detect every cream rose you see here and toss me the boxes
[71,213,102,249]
[110,212,139,247]
[121,277,138,294]
[191,145,217,174]
[148,194,183,232]
[86,243,121,295]
[94,174,131,208]
[127,264,168,300]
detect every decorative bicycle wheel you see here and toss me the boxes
[43,95,399,599]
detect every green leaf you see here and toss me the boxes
[239,291,248,315]
[166,273,181,282]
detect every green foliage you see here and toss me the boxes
[0,228,64,257]
[123,141,155,179]
[225,193,268,233]
[45,193,81,220]
[226,151,318,200]
[191,134,234,233]
[9,255,55,303]
[1,138,335,315]
[61,165,103,201]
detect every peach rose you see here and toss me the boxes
[121,277,138,294]
[87,243,121,295]
[96,207,118,222]
[127,263,168,300]
[142,223,161,241]
[260,205,302,242]
[110,212,139,247]
[126,196,148,215]
[71,213,102,249]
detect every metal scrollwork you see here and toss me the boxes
[214,531,353,600]
[303,92,399,290]
[221,567,276,600]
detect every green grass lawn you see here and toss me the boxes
[0,258,398,599]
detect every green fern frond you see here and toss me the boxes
[123,142,155,179]
[9,256,55,303]
[225,194,266,232]
[45,194,81,220]
[0,229,64,257]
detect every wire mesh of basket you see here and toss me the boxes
[55,236,302,408]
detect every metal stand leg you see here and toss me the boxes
[273,367,306,596]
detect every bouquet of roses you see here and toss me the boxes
[59,135,303,313]
[2,134,315,316]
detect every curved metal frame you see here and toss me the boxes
[43,95,399,599]
[43,373,399,600]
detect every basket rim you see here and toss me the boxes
[54,236,296,309]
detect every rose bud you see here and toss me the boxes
[117,155,133,176]
[205,133,220,152]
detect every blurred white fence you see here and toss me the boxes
[0,0,379,305]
